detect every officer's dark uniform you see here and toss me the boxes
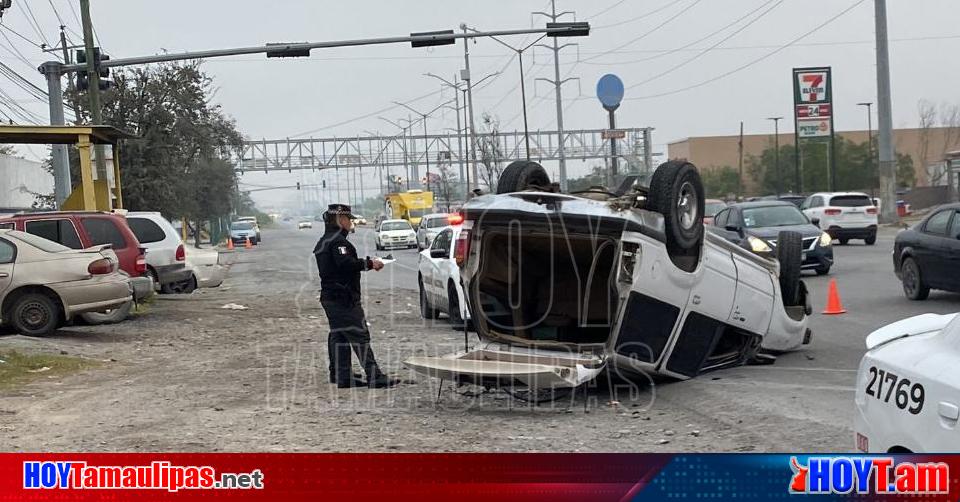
[313,204,387,388]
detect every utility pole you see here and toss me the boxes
[534,0,577,191]
[858,102,875,192]
[41,61,71,207]
[79,0,108,181]
[874,0,899,223]
[737,122,744,200]
[461,24,480,195]
[767,116,783,196]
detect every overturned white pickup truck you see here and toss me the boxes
[405,160,811,389]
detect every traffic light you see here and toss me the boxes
[296,182,301,190]
[322,180,326,189]
[75,47,112,91]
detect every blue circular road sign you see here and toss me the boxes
[596,74,624,110]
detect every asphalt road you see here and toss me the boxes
[2,221,956,452]
[285,222,960,450]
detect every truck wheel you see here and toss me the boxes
[8,292,61,337]
[647,161,705,253]
[448,282,464,326]
[496,160,551,194]
[80,300,134,325]
[776,231,803,307]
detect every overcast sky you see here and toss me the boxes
[2,0,958,209]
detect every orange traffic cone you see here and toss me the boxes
[244,237,252,249]
[822,278,846,315]
[226,238,234,250]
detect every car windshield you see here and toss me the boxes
[231,222,254,230]
[426,216,449,229]
[705,202,726,217]
[742,206,809,228]
[8,230,72,253]
[830,195,873,207]
[381,221,412,231]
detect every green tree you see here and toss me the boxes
[700,166,741,198]
[60,62,243,221]
[748,137,915,195]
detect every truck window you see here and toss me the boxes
[82,218,128,249]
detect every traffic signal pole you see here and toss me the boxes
[38,24,589,207]
[79,0,108,180]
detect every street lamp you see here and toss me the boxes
[463,26,546,161]
[767,116,784,196]
[424,71,501,197]
[858,102,875,189]
[380,115,421,190]
[393,100,452,192]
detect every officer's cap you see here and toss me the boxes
[327,203,354,218]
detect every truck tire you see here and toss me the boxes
[647,161,705,253]
[776,231,803,307]
[496,160,551,194]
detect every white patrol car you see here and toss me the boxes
[418,223,470,327]
[854,312,960,453]
[404,160,813,389]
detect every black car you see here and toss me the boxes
[710,201,834,275]
[893,203,960,300]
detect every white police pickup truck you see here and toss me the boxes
[854,312,960,453]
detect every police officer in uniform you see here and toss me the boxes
[314,203,398,388]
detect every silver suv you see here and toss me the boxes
[406,160,812,388]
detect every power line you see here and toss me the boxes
[0,21,44,48]
[591,0,687,30]
[582,0,781,66]
[18,0,51,47]
[583,0,705,61]
[585,0,629,21]
[287,87,446,138]
[46,0,66,27]
[624,0,869,101]
[626,0,784,89]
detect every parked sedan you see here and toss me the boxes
[0,230,132,336]
[711,201,834,275]
[854,312,960,453]
[418,225,470,327]
[893,203,960,300]
[185,247,227,289]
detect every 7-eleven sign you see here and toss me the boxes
[795,69,830,104]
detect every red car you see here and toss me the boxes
[0,212,153,303]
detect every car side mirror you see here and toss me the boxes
[430,248,447,259]
[811,217,820,226]
[725,225,741,234]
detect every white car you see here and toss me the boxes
[353,215,368,225]
[800,192,878,245]
[376,219,417,250]
[126,212,194,294]
[416,213,455,250]
[405,160,812,390]
[236,216,262,242]
[184,247,227,289]
[418,225,470,326]
[854,312,960,453]
[297,221,313,230]
[230,221,259,244]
